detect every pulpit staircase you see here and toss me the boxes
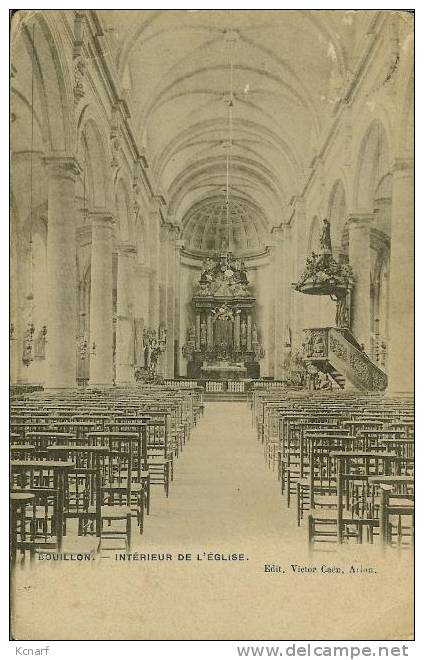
[304,327,388,392]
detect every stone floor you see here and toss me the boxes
[13,401,413,641]
[130,401,304,551]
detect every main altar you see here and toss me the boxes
[182,252,264,379]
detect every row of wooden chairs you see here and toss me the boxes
[10,385,204,567]
[250,387,414,550]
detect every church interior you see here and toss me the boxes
[10,9,414,639]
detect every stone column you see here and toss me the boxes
[195,313,201,350]
[281,225,293,367]
[207,312,213,348]
[348,213,373,352]
[234,313,241,350]
[271,227,286,378]
[387,158,413,392]
[247,314,252,352]
[174,240,184,377]
[166,227,176,376]
[159,225,168,329]
[292,198,307,350]
[89,211,114,387]
[267,246,276,377]
[148,205,160,330]
[44,156,80,389]
[116,242,136,384]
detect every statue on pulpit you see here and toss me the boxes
[252,323,258,345]
[320,218,332,266]
[320,218,332,254]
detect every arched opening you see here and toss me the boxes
[355,119,390,210]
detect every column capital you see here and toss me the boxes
[118,241,137,256]
[270,225,285,241]
[44,154,81,180]
[391,156,413,174]
[168,224,180,239]
[89,210,115,228]
[271,223,291,245]
[348,212,374,229]
[76,224,92,245]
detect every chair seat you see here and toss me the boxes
[387,500,414,510]
[104,482,129,490]
[88,505,131,518]
[34,536,58,548]
[309,508,338,521]
[314,494,338,507]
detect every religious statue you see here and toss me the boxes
[252,323,258,344]
[33,325,47,359]
[239,260,248,285]
[144,341,152,367]
[320,218,332,263]
[200,257,214,284]
[182,325,197,362]
[302,331,314,358]
[240,318,247,345]
[312,332,326,357]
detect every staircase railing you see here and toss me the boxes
[303,327,388,391]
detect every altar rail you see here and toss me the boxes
[10,383,44,398]
[163,378,288,393]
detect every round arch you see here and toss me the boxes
[353,119,391,209]
[77,113,111,210]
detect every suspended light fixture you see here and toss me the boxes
[23,23,36,367]
[221,29,239,278]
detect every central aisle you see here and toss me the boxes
[138,401,302,548]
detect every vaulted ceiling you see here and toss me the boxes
[99,9,377,251]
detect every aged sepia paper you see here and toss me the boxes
[10,9,414,642]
